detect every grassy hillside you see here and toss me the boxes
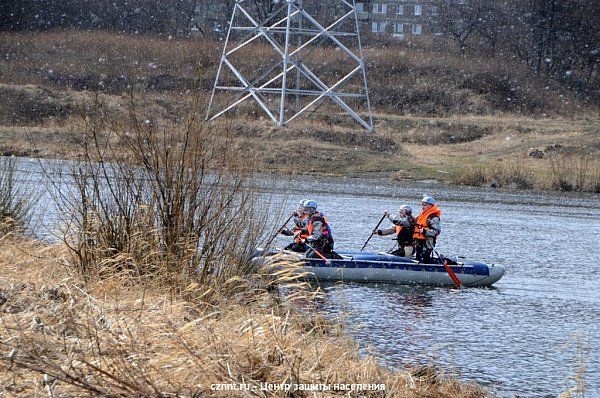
[0,30,598,191]
[1,30,593,116]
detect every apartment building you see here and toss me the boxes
[356,1,440,38]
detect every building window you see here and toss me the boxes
[355,2,364,11]
[394,23,404,34]
[412,24,422,34]
[372,21,386,32]
[396,5,404,15]
[373,3,387,14]
[414,5,422,16]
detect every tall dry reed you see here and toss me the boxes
[449,160,534,189]
[548,153,600,192]
[558,333,590,398]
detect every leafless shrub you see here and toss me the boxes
[51,93,270,288]
[0,157,36,235]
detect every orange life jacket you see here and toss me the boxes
[293,214,309,243]
[306,211,332,241]
[413,204,441,240]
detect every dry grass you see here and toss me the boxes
[446,150,600,192]
[0,30,215,91]
[547,153,600,192]
[361,38,591,116]
[0,237,488,397]
[448,160,534,189]
[377,118,493,145]
[558,333,589,398]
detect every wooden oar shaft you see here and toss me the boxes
[263,213,295,252]
[305,242,330,263]
[360,213,388,251]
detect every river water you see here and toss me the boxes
[9,158,600,397]
[268,175,600,398]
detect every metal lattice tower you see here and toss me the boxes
[206,0,374,132]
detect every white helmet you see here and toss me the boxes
[399,205,412,214]
[303,199,318,209]
[421,196,436,205]
[298,199,309,207]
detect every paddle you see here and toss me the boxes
[304,242,331,264]
[432,248,462,288]
[360,212,388,251]
[262,212,296,254]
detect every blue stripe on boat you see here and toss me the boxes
[303,251,490,276]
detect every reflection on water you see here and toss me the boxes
[10,157,600,398]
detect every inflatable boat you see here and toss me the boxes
[254,249,505,287]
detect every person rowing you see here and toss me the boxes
[299,200,336,259]
[372,204,416,257]
[279,199,310,253]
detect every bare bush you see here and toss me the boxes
[51,94,269,288]
[0,157,35,235]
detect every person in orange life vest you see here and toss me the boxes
[300,200,335,258]
[280,199,310,252]
[413,196,441,264]
[373,205,416,257]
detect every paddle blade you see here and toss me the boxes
[443,260,462,288]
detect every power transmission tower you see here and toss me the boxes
[206,0,374,132]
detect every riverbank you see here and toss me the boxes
[1,95,598,192]
[0,236,486,397]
